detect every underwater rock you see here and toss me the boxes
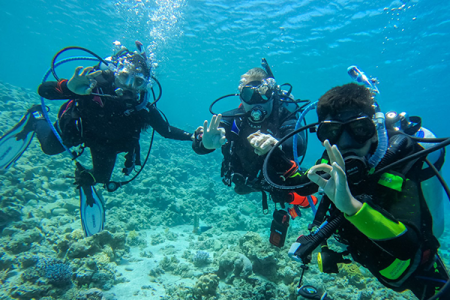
[240,202,258,216]
[238,232,280,280]
[279,266,297,285]
[218,251,253,280]
[19,254,39,268]
[9,283,52,300]
[173,263,194,278]
[65,230,128,260]
[159,255,180,272]
[75,288,103,300]
[196,234,222,251]
[0,251,14,270]
[150,233,165,245]
[4,228,43,254]
[74,267,115,291]
[0,206,22,230]
[51,208,69,216]
[193,273,219,297]
[13,218,40,231]
[66,239,98,259]
[126,230,147,248]
[49,178,69,192]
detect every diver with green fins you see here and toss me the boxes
[193,58,318,248]
[261,66,449,299]
[0,41,194,237]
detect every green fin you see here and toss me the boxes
[0,111,35,169]
[79,185,105,237]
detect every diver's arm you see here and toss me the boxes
[345,183,423,281]
[38,80,77,100]
[147,105,193,141]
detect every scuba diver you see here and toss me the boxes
[269,81,449,299]
[0,41,193,236]
[192,62,318,248]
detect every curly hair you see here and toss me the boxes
[238,67,268,91]
[317,83,375,121]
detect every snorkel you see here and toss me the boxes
[347,66,387,170]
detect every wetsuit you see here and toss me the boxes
[288,132,448,299]
[193,105,307,204]
[36,70,192,183]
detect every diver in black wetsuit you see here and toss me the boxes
[283,83,449,299]
[28,43,193,185]
[192,66,317,247]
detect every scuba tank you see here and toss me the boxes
[416,127,445,238]
[385,111,445,238]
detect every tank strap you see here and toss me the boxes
[418,148,446,182]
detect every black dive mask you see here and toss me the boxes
[248,105,268,123]
[343,153,368,185]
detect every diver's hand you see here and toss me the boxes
[307,140,362,216]
[193,126,204,141]
[247,130,279,156]
[201,114,226,150]
[67,66,102,95]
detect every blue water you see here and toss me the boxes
[1,0,450,297]
[3,0,449,195]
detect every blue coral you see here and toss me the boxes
[34,256,72,285]
[193,251,211,267]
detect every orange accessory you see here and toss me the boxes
[288,192,318,208]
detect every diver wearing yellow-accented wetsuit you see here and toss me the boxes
[282,83,448,299]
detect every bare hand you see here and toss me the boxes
[247,130,279,156]
[202,114,226,150]
[307,140,362,215]
[67,66,102,95]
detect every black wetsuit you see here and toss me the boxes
[289,132,448,299]
[36,70,192,183]
[193,105,306,204]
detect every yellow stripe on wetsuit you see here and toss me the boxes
[345,202,407,240]
[346,202,411,280]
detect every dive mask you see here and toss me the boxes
[240,78,277,104]
[115,57,149,91]
[317,116,376,145]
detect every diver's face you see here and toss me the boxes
[321,110,377,157]
[114,62,148,93]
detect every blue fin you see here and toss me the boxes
[0,111,35,169]
[79,185,105,237]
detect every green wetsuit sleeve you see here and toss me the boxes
[345,202,407,240]
[346,179,425,281]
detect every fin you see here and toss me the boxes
[0,111,35,169]
[79,185,105,237]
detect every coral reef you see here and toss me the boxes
[192,250,211,267]
[193,274,219,297]
[0,80,427,300]
[217,251,253,280]
[34,256,73,286]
